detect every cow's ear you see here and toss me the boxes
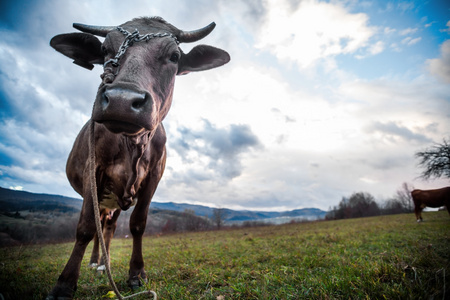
[177,45,230,75]
[50,33,104,70]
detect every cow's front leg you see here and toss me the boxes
[47,194,96,299]
[128,197,151,288]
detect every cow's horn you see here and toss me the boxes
[178,22,216,43]
[73,23,115,37]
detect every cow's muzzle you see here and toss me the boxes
[92,86,154,135]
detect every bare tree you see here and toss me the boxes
[394,182,414,212]
[415,138,450,180]
[382,199,405,215]
[212,208,226,229]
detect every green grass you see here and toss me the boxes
[1,211,449,299]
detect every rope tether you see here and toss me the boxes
[88,119,157,300]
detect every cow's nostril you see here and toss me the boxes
[131,94,147,110]
[101,92,110,109]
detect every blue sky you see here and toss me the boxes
[0,0,449,211]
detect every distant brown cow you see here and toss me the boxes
[47,16,229,299]
[411,187,450,222]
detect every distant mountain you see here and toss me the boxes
[151,202,327,222]
[0,187,327,222]
[0,187,82,213]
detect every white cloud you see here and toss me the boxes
[397,2,415,13]
[338,78,449,138]
[384,27,396,34]
[1,164,69,194]
[371,40,385,54]
[427,40,450,83]
[160,54,450,210]
[355,40,385,59]
[255,0,376,68]
[401,36,422,46]
[440,20,450,33]
[9,186,23,191]
[399,27,418,36]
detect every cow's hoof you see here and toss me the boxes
[96,265,106,276]
[88,263,98,269]
[128,276,148,290]
[46,284,75,300]
[45,295,73,300]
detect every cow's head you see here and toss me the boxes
[50,17,230,136]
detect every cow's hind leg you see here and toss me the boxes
[89,209,108,268]
[97,209,121,274]
[89,232,101,268]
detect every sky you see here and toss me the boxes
[0,0,449,212]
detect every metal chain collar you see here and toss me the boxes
[103,26,179,68]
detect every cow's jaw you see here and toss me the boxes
[100,120,145,135]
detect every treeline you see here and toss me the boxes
[326,183,414,220]
[114,208,227,236]
[0,211,78,246]
[0,208,229,246]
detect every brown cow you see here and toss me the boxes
[411,187,450,222]
[47,17,229,299]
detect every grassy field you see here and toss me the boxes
[0,211,449,299]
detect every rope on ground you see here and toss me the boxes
[89,119,157,300]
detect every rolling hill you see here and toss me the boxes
[0,187,326,222]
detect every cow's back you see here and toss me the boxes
[411,187,450,208]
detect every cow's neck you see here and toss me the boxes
[122,131,152,204]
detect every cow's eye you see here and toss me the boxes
[169,52,180,63]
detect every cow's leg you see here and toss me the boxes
[89,209,109,268]
[128,197,151,289]
[47,194,96,299]
[127,147,166,289]
[97,209,121,274]
[89,233,100,268]
[415,204,423,222]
